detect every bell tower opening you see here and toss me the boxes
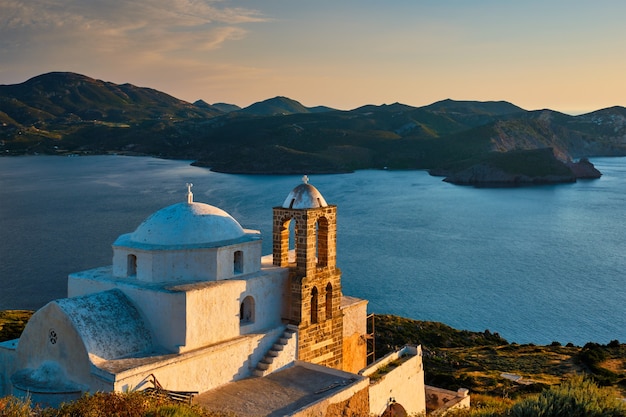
[316,217,329,267]
[325,282,333,320]
[311,287,319,324]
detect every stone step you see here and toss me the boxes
[254,327,297,378]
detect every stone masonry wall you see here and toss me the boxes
[324,386,370,417]
[273,205,344,370]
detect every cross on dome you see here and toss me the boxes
[186,183,194,204]
[302,175,309,184]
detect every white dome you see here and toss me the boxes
[282,179,328,209]
[129,202,246,246]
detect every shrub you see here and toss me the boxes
[578,343,608,367]
[0,396,35,417]
[506,375,626,417]
[144,404,204,417]
[29,391,214,417]
[42,391,164,416]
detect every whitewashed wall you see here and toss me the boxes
[361,345,426,416]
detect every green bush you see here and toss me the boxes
[507,376,626,417]
[445,376,626,417]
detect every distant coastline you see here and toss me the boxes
[1,151,602,187]
[1,72,624,188]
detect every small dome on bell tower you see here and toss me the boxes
[282,175,328,209]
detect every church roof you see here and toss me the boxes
[55,289,153,361]
[282,176,328,209]
[127,201,247,246]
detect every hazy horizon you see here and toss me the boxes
[2,1,625,115]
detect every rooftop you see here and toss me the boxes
[194,363,366,416]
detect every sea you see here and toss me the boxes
[1,155,625,346]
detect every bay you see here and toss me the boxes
[0,155,625,346]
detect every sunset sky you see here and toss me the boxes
[1,1,625,114]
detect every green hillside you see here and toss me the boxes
[2,72,625,185]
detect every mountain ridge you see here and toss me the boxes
[2,72,624,186]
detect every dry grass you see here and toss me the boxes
[374,314,626,399]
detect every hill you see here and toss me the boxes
[193,100,239,113]
[2,72,625,185]
[0,72,220,123]
[237,96,335,116]
[374,314,626,398]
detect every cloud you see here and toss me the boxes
[0,0,266,59]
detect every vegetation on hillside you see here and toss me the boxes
[374,314,626,399]
[447,376,626,417]
[2,72,625,184]
[0,310,33,341]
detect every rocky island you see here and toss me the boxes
[436,150,601,186]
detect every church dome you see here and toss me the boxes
[282,176,328,209]
[129,201,246,246]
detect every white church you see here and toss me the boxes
[0,178,469,416]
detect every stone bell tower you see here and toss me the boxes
[273,176,343,370]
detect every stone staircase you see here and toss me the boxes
[253,325,297,377]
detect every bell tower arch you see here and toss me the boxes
[273,176,343,370]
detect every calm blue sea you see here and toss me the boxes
[1,155,625,346]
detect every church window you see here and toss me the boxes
[240,296,255,324]
[311,287,319,324]
[127,254,137,277]
[234,250,243,275]
[326,282,333,319]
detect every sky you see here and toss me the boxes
[1,1,626,114]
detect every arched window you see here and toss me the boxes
[127,254,137,277]
[234,250,243,274]
[326,282,333,319]
[316,217,329,267]
[311,287,319,324]
[240,296,255,324]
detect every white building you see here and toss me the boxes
[0,179,466,416]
